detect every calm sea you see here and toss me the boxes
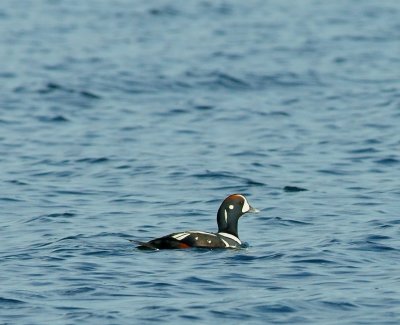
[1,0,399,324]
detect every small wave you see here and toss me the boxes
[37,82,65,94]
[375,158,399,165]
[279,271,318,278]
[25,212,76,223]
[183,276,220,286]
[37,82,101,99]
[350,240,396,252]
[57,234,85,241]
[193,170,265,187]
[37,115,69,123]
[194,105,213,111]
[0,118,11,124]
[148,6,180,16]
[260,110,291,116]
[156,108,188,116]
[0,71,15,78]
[283,186,308,192]
[60,286,96,296]
[271,217,312,226]
[55,306,86,311]
[0,197,24,202]
[321,300,358,310]
[293,258,336,264]
[366,243,396,251]
[229,254,258,262]
[47,212,75,218]
[231,151,269,158]
[80,90,101,99]
[317,169,349,175]
[254,304,296,313]
[55,190,95,195]
[348,147,379,154]
[30,170,74,177]
[193,171,235,179]
[0,297,25,305]
[366,234,391,241]
[229,253,284,262]
[76,157,110,164]
[7,180,29,186]
[211,72,250,89]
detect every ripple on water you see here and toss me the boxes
[25,213,76,224]
[350,239,397,252]
[253,304,296,313]
[37,115,70,123]
[283,186,308,192]
[321,300,358,311]
[374,157,400,165]
[263,217,313,226]
[292,258,337,265]
[0,297,26,305]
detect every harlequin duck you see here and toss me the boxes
[135,194,259,250]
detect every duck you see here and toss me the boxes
[134,194,258,250]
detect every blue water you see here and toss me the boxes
[1,0,400,324]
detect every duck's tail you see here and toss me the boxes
[128,239,159,250]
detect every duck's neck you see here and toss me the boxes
[217,207,240,238]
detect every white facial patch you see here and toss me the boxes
[242,197,250,213]
[229,204,234,210]
[224,209,228,223]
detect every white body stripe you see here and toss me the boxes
[188,231,217,236]
[220,237,230,247]
[172,232,190,240]
[172,231,217,241]
[218,232,242,244]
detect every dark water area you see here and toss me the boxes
[1,0,400,324]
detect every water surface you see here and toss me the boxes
[1,0,400,324]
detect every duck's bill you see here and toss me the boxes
[248,206,260,213]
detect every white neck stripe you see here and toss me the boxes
[218,232,241,244]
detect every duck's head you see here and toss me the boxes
[217,194,258,237]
